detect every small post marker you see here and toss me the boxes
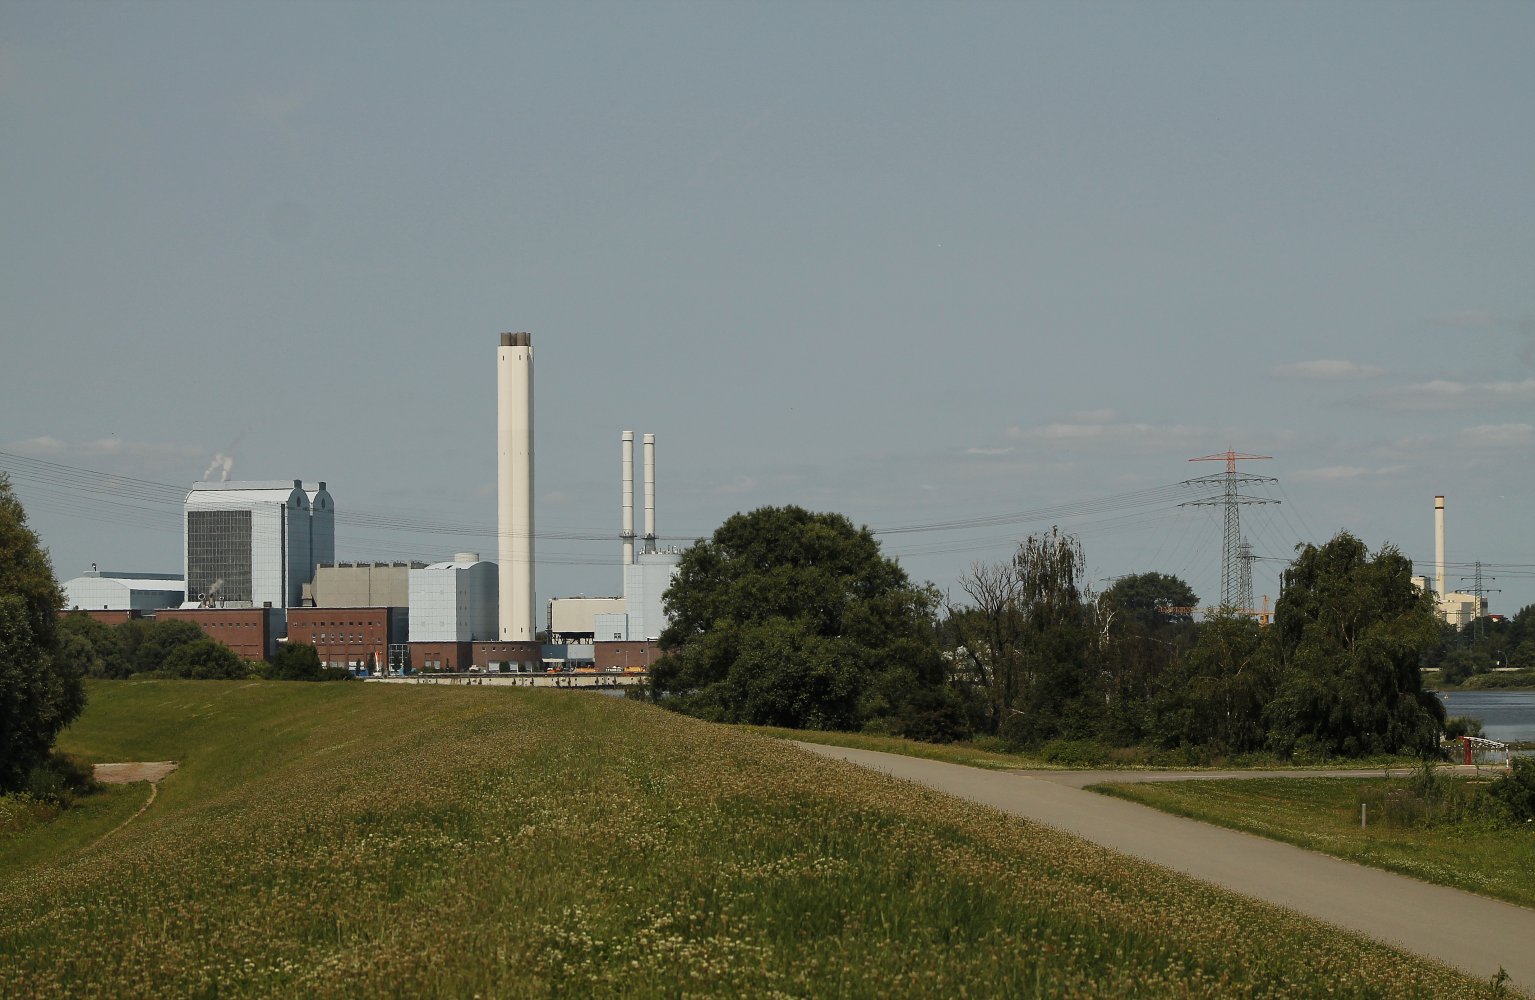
[1361,803,1367,829]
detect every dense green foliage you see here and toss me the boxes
[653,506,960,737]
[1264,534,1444,758]
[944,530,1450,760]
[1427,606,1535,684]
[160,639,249,679]
[657,501,1495,761]
[0,475,84,792]
[268,641,326,681]
[56,613,246,680]
[0,681,1492,997]
[1488,757,1535,822]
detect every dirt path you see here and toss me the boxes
[93,761,179,784]
[796,743,1535,994]
[89,761,178,847]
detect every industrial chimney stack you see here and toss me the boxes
[621,431,635,566]
[643,433,656,554]
[497,332,535,642]
[1434,495,1446,599]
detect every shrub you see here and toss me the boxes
[23,753,99,807]
[1443,715,1485,739]
[1488,758,1535,823]
[1039,739,1113,767]
[161,639,248,679]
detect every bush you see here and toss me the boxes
[161,639,249,679]
[1488,758,1535,823]
[0,792,60,834]
[269,642,324,681]
[23,753,99,807]
[1443,716,1485,739]
[1039,739,1114,767]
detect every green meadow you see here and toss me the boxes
[0,681,1499,997]
[1092,776,1535,908]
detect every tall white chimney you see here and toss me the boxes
[643,432,656,553]
[1434,495,1446,598]
[621,431,635,566]
[497,332,535,642]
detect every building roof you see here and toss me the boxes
[64,575,185,592]
[185,480,308,508]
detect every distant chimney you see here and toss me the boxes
[1434,495,1446,598]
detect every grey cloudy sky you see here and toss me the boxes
[3,1,1532,616]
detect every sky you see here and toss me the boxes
[2,1,1532,620]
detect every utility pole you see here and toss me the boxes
[1181,450,1279,617]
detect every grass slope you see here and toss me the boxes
[0,681,1501,997]
[1093,777,1535,909]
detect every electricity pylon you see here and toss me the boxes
[1458,562,1500,640]
[1182,450,1278,616]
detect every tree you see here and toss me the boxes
[161,639,248,680]
[134,618,208,674]
[1102,573,1199,632]
[652,506,955,736]
[1098,573,1200,744]
[1264,532,1444,758]
[946,528,1096,745]
[57,613,132,679]
[270,642,324,681]
[1152,616,1275,755]
[0,474,86,791]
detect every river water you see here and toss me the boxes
[1436,690,1535,743]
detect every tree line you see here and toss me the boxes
[650,505,1478,762]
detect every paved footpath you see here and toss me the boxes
[795,743,1535,993]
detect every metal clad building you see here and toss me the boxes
[62,571,184,612]
[183,479,333,609]
[408,553,498,643]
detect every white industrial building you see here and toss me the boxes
[62,570,184,613]
[408,553,499,642]
[183,480,335,609]
[550,430,680,646]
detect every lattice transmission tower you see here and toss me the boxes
[1181,450,1279,616]
[1458,562,1500,640]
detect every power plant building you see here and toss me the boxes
[183,480,334,609]
[408,554,498,643]
[562,429,680,646]
[62,571,184,613]
[308,561,424,608]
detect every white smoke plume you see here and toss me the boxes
[203,453,235,482]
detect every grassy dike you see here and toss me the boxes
[0,681,1499,998]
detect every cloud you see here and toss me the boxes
[1270,359,1384,380]
[964,446,1014,456]
[1007,421,1207,447]
[1374,378,1535,411]
[1457,423,1535,448]
[11,436,201,462]
[715,475,758,495]
[1434,310,1498,328]
[1291,465,1409,482]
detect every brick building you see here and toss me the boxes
[592,640,660,672]
[154,607,285,662]
[287,607,407,672]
